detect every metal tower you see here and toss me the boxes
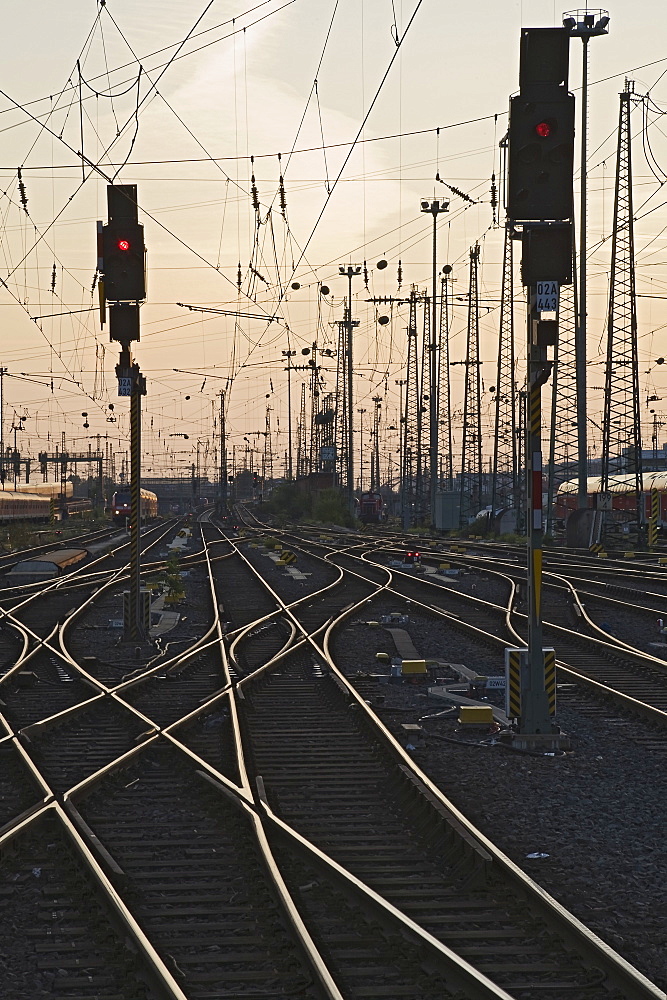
[601,81,642,526]
[319,392,336,474]
[420,296,431,520]
[491,227,518,527]
[334,298,360,494]
[335,312,349,489]
[296,382,307,477]
[371,395,382,490]
[308,342,321,475]
[403,288,422,527]
[546,245,578,534]
[439,272,454,488]
[459,245,483,524]
[263,405,273,483]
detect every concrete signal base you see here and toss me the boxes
[501,730,572,752]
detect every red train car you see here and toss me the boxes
[111,489,158,524]
[555,474,667,525]
[358,491,386,524]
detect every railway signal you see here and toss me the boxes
[508,94,575,223]
[101,189,146,304]
[506,27,574,748]
[99,184,148,640]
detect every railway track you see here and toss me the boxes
[0,511,663,999]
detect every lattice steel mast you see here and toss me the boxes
[491,227,518,526]
[403,288,421,528]
[263,405,273,483]
[335,311,349,489]
[601,81,642,528]
[296,382,307,477]
[439,271,454,488]
[459,245,483,524]
[419,295,430,520]
[546,242,577,534]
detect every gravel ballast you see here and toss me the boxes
[331,600,667,993]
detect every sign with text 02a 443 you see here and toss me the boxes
[535,281,559,313]
[117,376,133,396]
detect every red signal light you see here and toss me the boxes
[117,238,131,251]
[535,121,552,138]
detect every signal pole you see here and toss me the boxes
[99,184,147,640]
[507,27,575,746]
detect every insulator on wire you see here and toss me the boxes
[363,260,369,289]
[237,262,242,289]
[51,263,57,294]
[490,172,498,225]
[91,272,98,294]
[17,167,28,214]
[397,259,403,289]
[279,175,287,216]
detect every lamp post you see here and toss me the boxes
[563,9,610,508]
[420,197,449,524]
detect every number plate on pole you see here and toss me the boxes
[535,281,559,313]
[118,377,133,396]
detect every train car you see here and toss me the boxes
[0,491,51,522]
[555,473,667,526]
[111,489,158,524]
[358,491,386,524]
[5,548,88,584]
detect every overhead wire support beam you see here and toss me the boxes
[177,303,282,322]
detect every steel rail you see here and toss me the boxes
[203,516,667,996]
[365,543,667,723]
[0,799,191,1000]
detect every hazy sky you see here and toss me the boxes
[1,0,667,481]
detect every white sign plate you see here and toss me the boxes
[118,377,132,397]
[535,281,559,313]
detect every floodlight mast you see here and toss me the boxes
[420,198,449,526]
[563,10,610,509]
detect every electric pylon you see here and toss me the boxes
[459,245,483,525]
[308,342,320,474]
[335,311,349,489]
[546,242,578,534]
[320,392,336,474]
[439,273,454,488]
[403,288,422,527]
[296,382,307,477]
[601,81,642,530]
[371,395,382,490]
[420,296,431,520]
[263,405,273,483]
[491,226,518,528]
